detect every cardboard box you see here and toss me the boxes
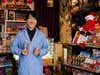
[39,26,48,38]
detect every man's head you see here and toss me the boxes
[25,11,38,30]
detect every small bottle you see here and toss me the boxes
[72,55,76,65]
[24,41,30,50]
[57,57,62,71]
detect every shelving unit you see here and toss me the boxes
[0,2,31,75]
[0,64,12,68]
[1,5,31,53]
[63,43,100,49]
[0,10,5,25]
[62,0,100,74]
[63,42,100,74]
[64,63,100,75]
[5,20,26,23]
[0,52,17,75]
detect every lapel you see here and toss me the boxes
[23,28,30,42]
[23,28,38,44]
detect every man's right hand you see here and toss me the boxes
[21,50,29,55]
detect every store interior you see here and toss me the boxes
[0,0,100,75]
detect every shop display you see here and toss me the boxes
[67,51,99,71]
[6,22,26,32]
[6,3,30,9]
[3,15,27,52]
[53,42,63,68]
[0,10,5,25]
[73,11,100,46]
[43,61,51,75]
[42,38,54,66]
[0,53,13,75]
[0,0,100,75]
[43,38,54,59]
[2,4,31,52]
[57,57,62,71]
[63,10,100,75]
[0,1,31,75]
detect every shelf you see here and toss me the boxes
[6,20,26,23]
[0,64,13,68]
[0,9,4,10]
[0,49,11,54]
[8,9,31,11]
[64,63,100,74]
[0,32,17,34]
[4,32,17,34]
[63,43,100,49]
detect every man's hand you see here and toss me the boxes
[33,48,40,56]
[21,50,29,55]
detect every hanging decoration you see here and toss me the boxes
[27,0,32,4]
[47,0,54,7]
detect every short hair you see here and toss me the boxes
[25,11,38,20]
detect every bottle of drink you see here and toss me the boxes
[24,41,29,50]
[57,57,62,71]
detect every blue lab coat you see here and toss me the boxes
[10,28,49,75]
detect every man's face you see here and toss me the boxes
[27,14,37,29]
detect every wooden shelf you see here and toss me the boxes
[6,20,26,23]
[64,63,100,74]
[0,49,11,54]
[0,64,13,68]
[63,43,100,49]
[8,9,31,11]
[0,9,4,10]
[4,32,17,34]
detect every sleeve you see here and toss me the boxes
[39,34,49,57]
[10,33,22,56]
